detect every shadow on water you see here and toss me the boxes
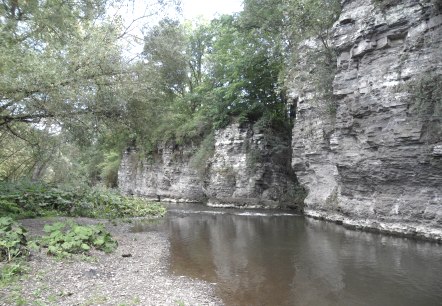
[131,204,442,306]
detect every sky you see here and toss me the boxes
[113,0,243,58]
[181,0,243,20]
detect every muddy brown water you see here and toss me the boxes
[131,204,442,306]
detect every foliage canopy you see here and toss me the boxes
[0,0,342,183]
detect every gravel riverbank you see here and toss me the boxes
[0,217,223,306]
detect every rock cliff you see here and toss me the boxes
[118,143,205,202]
[118,123,302,209]
[289,0,442,240]
[205,123,301,208]
[119,0,441,240]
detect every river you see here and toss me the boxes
[131,204,442,306]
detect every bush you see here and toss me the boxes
[189,132,215,177]
[41,222,117,258]
[0,262,27,286]
[409,73,442,118]
[98,151,121,188]
[0,217,28,262]
[0,181,74,217]
[75,188,167,219]
[0,199,26,218]
[0,181,166,220]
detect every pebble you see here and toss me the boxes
[0,217,223,306]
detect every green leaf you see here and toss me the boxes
[93,238,105,246]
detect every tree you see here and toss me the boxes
[284,0,341,51]
[0,0,180,182]
[186,21,213,94]
[0,0,342,184]
[200,14,286,127]
[143,18,189,97]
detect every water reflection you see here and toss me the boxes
[134,205,442,306]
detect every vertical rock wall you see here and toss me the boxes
[119,123,302,209]
[205,123,301,208]
[118,143,205,202]
[119,0,441,240]
[290,0,442,240]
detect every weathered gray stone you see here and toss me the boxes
[428,15,442,29]
[433,144,442,157]
[118,143,205,202]
[351,39,376,58]
[118,0,441,241]
[289,0,442,241]
[337,51,351,68]
[119,123,302,209]
[205,123,301,209]
[376,36,390,49]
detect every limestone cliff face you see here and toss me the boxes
[205,123,301,208]
[118,143,205,202]
[119,0,441,240]
[289,0,442,240]
[118,123,301,209]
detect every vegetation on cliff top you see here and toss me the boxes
[1,0,341,186]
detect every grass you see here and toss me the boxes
[81,294,108,306]
[0,261,28,287]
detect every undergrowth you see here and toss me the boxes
[189,132,215,177]
[0,181,166,285]
[0,217,28,262]
[40,222,117,258]
[0,217,29,286]
[0,262,27,287]
[0,181,166,220]
[0,216,119,286]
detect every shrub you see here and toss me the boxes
[189,132,215,177]
[405,73,442,143]
[0,262,27,286]
[76,189,167,219]
[0,181,166,220]
[0,181,74,217]
[0,217,28,262]
[409,73,442,117]
[246,149,263,173]
[41,222,117,258]
[98,151,121,188]
[0,199,25,218]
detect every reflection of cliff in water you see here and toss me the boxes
[168,214,301,305]
[164,208,442,306]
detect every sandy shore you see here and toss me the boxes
[0,217,223,306]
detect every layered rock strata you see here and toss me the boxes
[205,123,301,209]
[289,0,442,241]
[119,123,302,209]
[118,143,205,202]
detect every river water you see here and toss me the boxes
[131,204,442,306]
